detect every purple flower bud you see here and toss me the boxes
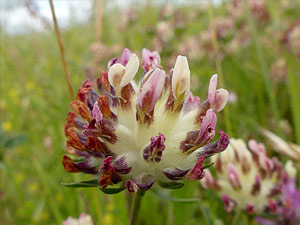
[107,48,134,68]
[185,156,205,181]
[99,156,122,189]
[92,102,103,125]
[211,89,228,112]
[137,68,165,113]
[100,156,114,173]
[197,109,217,145]
[142,48,161,72]
[201,169,215,189]
[221,194,236,213]
[120,48,132,66]
[182,92,201,113]
[251,175,261,196]
[163,167,189,180]
[125,180,138,193]
[107,57,118,68]
[246,204,256,214]
[196,130,229,158]
[258,155,274,173]
[133,174,155,190]
[227,163,242,190]
[249,139,266,155]
[114,156,132,174]
[143,133,166,163]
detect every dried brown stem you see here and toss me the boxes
[49,0,75,100]
[95,0,103,43]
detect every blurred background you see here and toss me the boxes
[1,0,300,224]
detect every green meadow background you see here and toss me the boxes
[1,0,300,224]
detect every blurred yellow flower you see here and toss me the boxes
[41,212,49,221]
[107,203,115,212]
[25,81,34,91]
[2,121,12,131]
[103,214,114,225]
[28,182,39,193]
[0,99,6,109]
[55,193,63,202]
[8,89,18,99]
[16,173,24,183]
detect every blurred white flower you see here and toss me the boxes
[63,214,93,225]
[201,138,284,213]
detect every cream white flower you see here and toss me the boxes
[63,49,229,193]
[201,138,284,213]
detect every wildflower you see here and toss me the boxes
[228,0,270,23]
[201,138,283,213]
[141,48,161,72]
[156,21,173,43]
[256,163,300,225]
[214,17,234,39]
[269,58,287,83]
[248,0,270,23]
[63,214,94,225]
[178,36,202,61]
[281,18,300,57]
[62,49,229,194]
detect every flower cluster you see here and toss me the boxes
[256,160,299,225]
[62,48,229,193]
[201,138,284,213]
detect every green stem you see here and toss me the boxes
[232,209,242,225]
[129,194,142,225]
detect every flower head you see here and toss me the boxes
[256,163,300,225]
[142,48,161,72]
[201,138,284,213]
[63,49,229,194]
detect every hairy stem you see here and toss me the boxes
[232,209,242,225]
[129,194,142,225]
[49,0,74,100]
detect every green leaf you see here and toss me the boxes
[285,52,300,144]
[61,179,99,188]
[200,205,213,225]
[3,135,27,149]
[158,181,184,189]
[99,186,125,194]
[203,162,214,169]
[152,190,200,204]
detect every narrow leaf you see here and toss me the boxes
[62,179,99,188]
[99,186,125,194]
[158,181,184,189]
[203,162,214,169]
[4,135,27,149]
